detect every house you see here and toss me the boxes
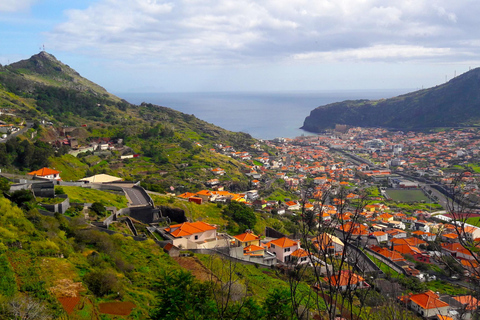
[212,167,226,175]
[195,190,213,202]
[386,229,407,239]
[312,233,344,255]
[371,231,388,243]
[324,270,369,292]
[441,233,459,243]
[370,246,405,262]
[393,244,422,256]
[233,231,261,247]
[285,201,300,211]
[289,248,315,265]
[28,167,61,181]
[452,295,479,318]
[267,237,300,263]
[378,213,394,222]
[164,221,218,249]
[399,291,450,318]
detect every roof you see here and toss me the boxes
[165,221,216,238]
[243,245,264,254]
[78,174,123,183]
[453,295,479,310]
[269,237,298,248]
[234,231,260,243]
[313,233,344,250]
[371,246,404,261]
[326,270,365,287]
[393,244,422,255]
[28,167,60,176]
[405,291,449,310]
[290,248,309,258]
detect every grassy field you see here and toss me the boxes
[466,216,480,227]
[385,189,429,202]
[58,186,128,209]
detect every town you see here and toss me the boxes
[5,118,480,319]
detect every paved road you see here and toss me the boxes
[0,122,33,143]
[123,187,150,206]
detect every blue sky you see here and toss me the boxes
[1,0,479,93]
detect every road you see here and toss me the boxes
[123,187,150,206]
[0,122,34,143]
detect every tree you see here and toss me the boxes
[263,288,295,320]
[0,177,10,193]
[150,270,217,320]
[286,184,380,320]
[223,202,257,232]
[90,202,106,216]
[0,295,51,320]
[8,189,35,209]
[84,270,120,297]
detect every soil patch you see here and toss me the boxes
[173,256,218,282]
[58,296,81,315]
[99,301,136,316]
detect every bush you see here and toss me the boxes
[84,270,120,297]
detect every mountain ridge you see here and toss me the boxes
[302,68,480,132]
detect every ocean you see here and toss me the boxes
[116,90,410,140]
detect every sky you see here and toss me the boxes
[1,0,480,93]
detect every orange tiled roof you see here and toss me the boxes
[453,295,479,310]
[243,245,264,254]
[28,167,60,176]
[326,270,365,287]
[165,221,216,238]
[404,291,449,310]
[291,248,309,258]
[270,237,297,248]
[234,231,260,243]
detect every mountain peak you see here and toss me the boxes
[7,52,116,99]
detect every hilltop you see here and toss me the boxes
[0,52,265,191]
[302,68,480,132]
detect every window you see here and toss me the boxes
[194,235,199,240]
[271,244,275,249]
[284,248,290,253]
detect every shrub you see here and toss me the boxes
[84,270,120,297]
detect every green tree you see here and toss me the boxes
[90,202,106,216]
[151,270,217,320]
[9,189,35,209]
[263,288,295,320]
[84,270,120,297]
[223,202,257,231]
[0,177,10,193]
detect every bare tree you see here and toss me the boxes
[0,295,51,320]
[287,183,379,320]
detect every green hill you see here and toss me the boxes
[302,67,480,132]
[0,52,265,190]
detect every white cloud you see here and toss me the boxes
[293,45,454,62]
[0,0,36,12]
[46,0,480,66]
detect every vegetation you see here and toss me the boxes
[302,67,480,131]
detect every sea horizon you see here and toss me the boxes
[116,89,413,140]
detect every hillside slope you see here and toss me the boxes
[0,52,264,190]
[302,68,480,132]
